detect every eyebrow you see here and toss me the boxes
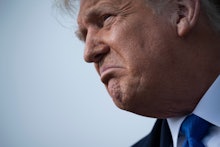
[76,1,122,41]
[86,4,117,21]
[75,8,101,41]
[75,29,82,41]
[75,27,86,42]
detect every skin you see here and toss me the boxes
[77,0,220,118]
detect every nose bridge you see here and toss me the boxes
[84,27,97,62]
[86,27,98,48]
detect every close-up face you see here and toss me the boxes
[77,0,203,118]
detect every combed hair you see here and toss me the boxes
[146,0,220,32]
[201,0,220,32]
[55,0,78,16]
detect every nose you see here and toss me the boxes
[84,29,110,63]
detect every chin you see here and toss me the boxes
[110,91,138,113]
[112,97,134,112]
[106,77,141,113]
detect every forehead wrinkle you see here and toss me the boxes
[84,1,117,17]
[78,0,99,24]
[84,0,135,20]
[78,1,119,29]
[80,0,127,16]
[77,0,136,41]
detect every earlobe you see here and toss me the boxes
[176,0,200,37]
[177,17,190,36]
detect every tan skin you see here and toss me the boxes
[77,0,220,118]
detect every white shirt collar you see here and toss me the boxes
[167,75,220,147]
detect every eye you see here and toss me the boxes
[102,14,112,21]
[98,14,114,28]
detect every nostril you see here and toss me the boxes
[84,49,105,63]
[93,53,105,63]
[84,44,110,63]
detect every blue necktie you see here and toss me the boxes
[180,114,212,147]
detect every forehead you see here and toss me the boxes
[78,0,131,17]
[79,0,124,8]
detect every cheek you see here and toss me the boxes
[108,20,142,47]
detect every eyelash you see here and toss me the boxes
[98,14,113,28]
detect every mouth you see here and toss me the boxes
[99,66,123,84]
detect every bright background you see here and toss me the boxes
[0,0,155,147]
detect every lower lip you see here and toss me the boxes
[100,67,122,83]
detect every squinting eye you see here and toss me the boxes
[98,14,113,28]
[102,14,112,21]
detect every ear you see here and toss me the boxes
[176,0,200,37]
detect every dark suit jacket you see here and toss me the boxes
[132,119,173,147]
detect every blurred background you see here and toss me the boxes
[0,0,155,147]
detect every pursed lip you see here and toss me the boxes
[99,66,123,83]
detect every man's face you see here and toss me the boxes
[77,0,196,118]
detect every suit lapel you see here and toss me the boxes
[132,119,173,147]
